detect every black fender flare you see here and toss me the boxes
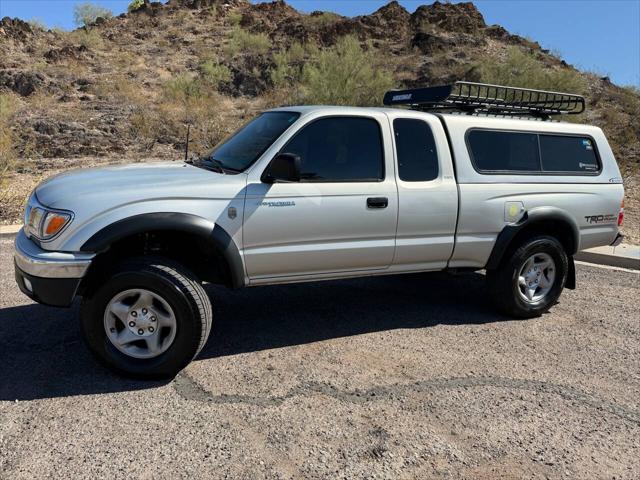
[80,212,245,289]
[485,207,580,272]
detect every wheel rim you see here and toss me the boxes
[103,288,177,359]
[516,252,556,304]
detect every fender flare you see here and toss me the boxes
[80,212,245,289]
[485,207,580,271]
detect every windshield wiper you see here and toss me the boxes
[188,156,227,174]
[206,158,226,175]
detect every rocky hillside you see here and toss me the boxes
[1,0,639,239]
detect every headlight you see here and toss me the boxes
[25,195,73,240]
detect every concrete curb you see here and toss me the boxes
[0,225,21,239]
[1,223,638,270]
[575,244,639,271]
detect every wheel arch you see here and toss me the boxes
[79,213,245,290]
[485,207,579,273]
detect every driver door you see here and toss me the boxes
[242,114,398,282]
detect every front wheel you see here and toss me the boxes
[487,235,568,318]
[80,257,212,379]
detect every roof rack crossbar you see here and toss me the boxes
[383,81,585,117]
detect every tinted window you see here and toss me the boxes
[393,119,439,181]
[468,130,540,172]
[540,135,599,172]
[283,117,383,182]
[207,111,300,171]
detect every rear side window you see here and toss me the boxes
[393,119,439,181]
[283,116,384,182]
[467,129,601,175]
[539,135,599,172]
[467,130,540,172]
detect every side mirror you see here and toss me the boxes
[262,153,301,183]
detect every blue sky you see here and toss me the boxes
[1,0,638,86]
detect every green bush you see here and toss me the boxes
[300,36,394,106]
[270,42,307,88]
[128,0,145,13]
[478,46,586,94]
[163,74,203,104]
[73,2,113,28]
[304,12,342,28]
[225,27,271,57]
[227,12,242,27]
[198,60,232,89]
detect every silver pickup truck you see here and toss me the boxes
[14,82,625,378]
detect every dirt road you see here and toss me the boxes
[0,237,638,479]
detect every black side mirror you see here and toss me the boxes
[262,153,301,183]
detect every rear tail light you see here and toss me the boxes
[618,199,624,227]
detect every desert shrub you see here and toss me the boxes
[92,74,142,104]
[304,12,342,28]
[0,94,20,184]
[287,42,306,62]
[618,85,640,113]
[227,12,242,27]
[128,74,228,154]
[129,108,162,151]
[225,27,271,57]
[128,0,145,12]
[270,42,307,90]
[27,18,47,31]
[270,51,295,88]
[300,36,394,106]
[68,28,106,49]
[163,74,203,104]
[74,2,113,28]
[198,60,232,89]
[478,46,586,94]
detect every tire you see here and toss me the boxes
[486,235,568,318]
[80,256,212,379]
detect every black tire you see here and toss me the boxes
[80,256,212,379]
[486,235,568,318]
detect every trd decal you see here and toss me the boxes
[584,214,616,224]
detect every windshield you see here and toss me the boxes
[203,111,300,172]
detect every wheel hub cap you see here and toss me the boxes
[516,253,556,304]
[103,288,177,359]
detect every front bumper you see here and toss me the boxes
[14,229,94,307]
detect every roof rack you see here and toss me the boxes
[383,81,585,118]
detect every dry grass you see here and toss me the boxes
[0,94,22,190]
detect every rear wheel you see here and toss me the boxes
[80,257,212,379]
[487,235,568,318]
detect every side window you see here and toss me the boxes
[393,118,439,182]
[540,135,600,173]
[283,117,384,182]
[467,130,540,172]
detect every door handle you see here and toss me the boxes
[367,197,388,209]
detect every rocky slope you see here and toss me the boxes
[0,0,638,239]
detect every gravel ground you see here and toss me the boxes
[0,237,639,479]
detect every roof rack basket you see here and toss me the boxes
[383,81,585,118]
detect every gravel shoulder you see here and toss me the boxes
[0,238,638,479]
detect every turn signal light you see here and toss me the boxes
[42,212,71,238]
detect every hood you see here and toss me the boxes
[36,162,244,209]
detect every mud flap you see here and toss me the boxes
[566,256,576,290]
